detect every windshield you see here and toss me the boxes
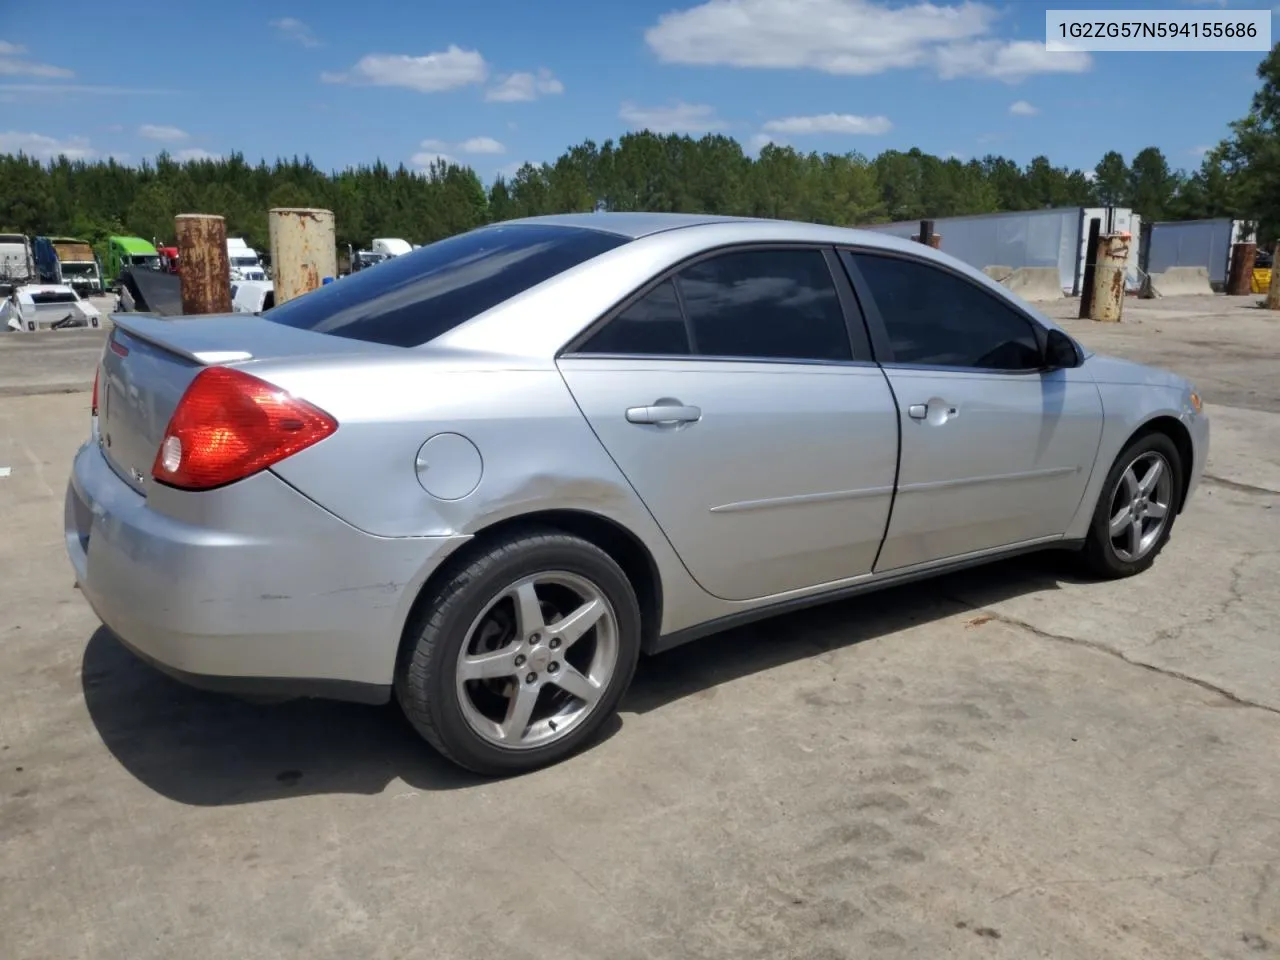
[232,256,260,268]
[60,262,97,276]
[130,254,160,268]
[264,223,629,348]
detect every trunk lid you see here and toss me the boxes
[98,311,393,495]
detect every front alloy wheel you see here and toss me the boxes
[1082,431,1183,579]
[1106,450,1174,564]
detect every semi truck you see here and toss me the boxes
[33,236,105,296]
[0,233,35,295]
[227,237,266,281]
[104,236,161,290]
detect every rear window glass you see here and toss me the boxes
[262,223,631,347]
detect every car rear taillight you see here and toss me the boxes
[151,366,337,491]
[91,367,99,417]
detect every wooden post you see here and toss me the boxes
[1078,217,1102,318]
[174,214,231,315]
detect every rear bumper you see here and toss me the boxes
[65,438,469,703]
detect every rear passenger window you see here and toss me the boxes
[677,249,852,362]
[579,279,690,355]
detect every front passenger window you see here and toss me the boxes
[851,253,1043,371]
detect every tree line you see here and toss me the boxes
[3,45,1278,256]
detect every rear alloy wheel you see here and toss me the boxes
[1081,432,1183,579]
[396,531,641,775]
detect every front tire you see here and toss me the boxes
[1080,431,1183,579]
[395,529,642,776]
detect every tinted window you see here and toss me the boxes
[263,224,630,348]
[578,279,690,355]
[675,249,852,362]
[852,254,1043,370]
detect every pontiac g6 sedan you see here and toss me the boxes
[66,213,1208,775]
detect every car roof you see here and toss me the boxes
[494,211,944,256]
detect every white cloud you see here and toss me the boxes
[485,68,564,102]
[417,136,506,161]
[619,101,726,134]
[139,124,189,142]
[174,148,219,161]
[0,40,74,79]
[645,0,1091,83]
[458,136,505,154]
[497,161,529,178]
[936,39,1090,83]
[761,113,892,135]
[322,46,488,93]
[1009,99,1038,116]
[412,150,457,169]
[270,17,322,48]
[0,130,93,160]
[1083,170,1097,182]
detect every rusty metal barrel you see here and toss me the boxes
[1227,242,1257,296]
[268,208,337,305]
[1090,232,1130,323]
[174,214,231,315]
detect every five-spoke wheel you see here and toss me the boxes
[1083,431,1184,578]
[395,529,641,776]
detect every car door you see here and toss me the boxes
[841,249,1104,573]
[557,246,900,603]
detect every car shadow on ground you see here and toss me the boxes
[81,551,1086,806]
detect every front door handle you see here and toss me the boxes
[626,403,702,425]
[908,402,959,422]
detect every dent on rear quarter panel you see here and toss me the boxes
[259,358,719,636]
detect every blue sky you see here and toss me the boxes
[0,0,1274,182]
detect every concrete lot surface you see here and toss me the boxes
[1,294,1278,959]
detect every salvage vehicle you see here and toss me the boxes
[227,237,267,281]
[104,236,161,290]
[65,213,1208,776]
[34,236,105,296]
[3,283,101,331]
[0,232,35,295]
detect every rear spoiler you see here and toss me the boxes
[108,312,253,365]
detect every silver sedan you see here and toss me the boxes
[65,213,1208,775]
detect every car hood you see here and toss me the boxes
[1084,352,1192,392]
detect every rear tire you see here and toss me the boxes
[395,529,641,776]
[1080,431,1183,579]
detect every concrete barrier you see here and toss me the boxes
[1143,266,1214,298]
[982,265,1064,300]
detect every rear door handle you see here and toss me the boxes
[626,404,702,425]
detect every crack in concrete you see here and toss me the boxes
[1201,474,1280,497]
[942,594,1280,719]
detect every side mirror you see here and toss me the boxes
[1044,328,1080,369]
